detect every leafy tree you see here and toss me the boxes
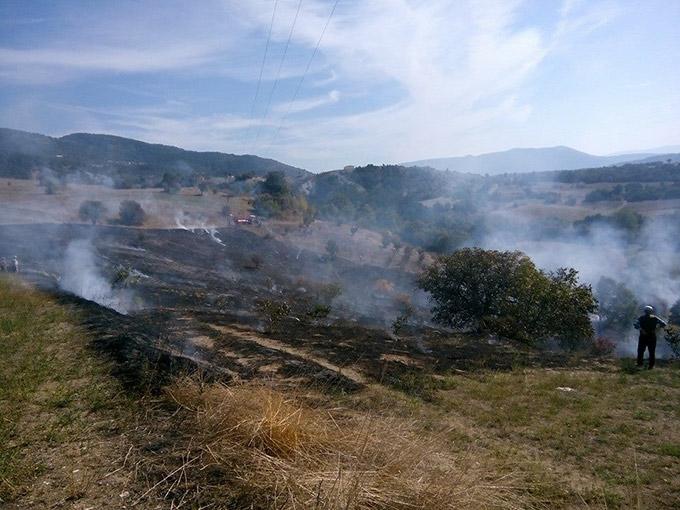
[261,171,289,196]
[595,277,639,333]
[574,207,644,238]
[197,178,209,196]
[78,200,106,225]
[118,200,146,226]
[669,299,680,326]
[44,180,58,195]
[301,206,316,227]
[418,248,596,345]
[160,171,181,194]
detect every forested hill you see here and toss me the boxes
[0,128,309,182]
[489,159,680,184]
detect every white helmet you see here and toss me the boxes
[644,305,654,313]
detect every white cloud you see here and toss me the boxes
[0,0,623,169]
[0,45,221,73]
[274,89,340,114]
[215,0,617,168]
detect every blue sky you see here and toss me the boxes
[1,0,679,171]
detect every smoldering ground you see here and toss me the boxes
[59,238,136,314]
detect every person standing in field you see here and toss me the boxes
[634,305,667,369]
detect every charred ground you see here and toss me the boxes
[1,222,575,393]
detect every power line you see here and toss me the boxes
[250,0,303,153]
[266,0,339,148]
[240,0,279,154]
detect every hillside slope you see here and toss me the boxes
[0,127,309,180]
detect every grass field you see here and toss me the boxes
[3,177,680,230]
[1,277,679,508]
[0,178,247,227]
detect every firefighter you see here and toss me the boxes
[634,305,667,369]
[12,256,19,273]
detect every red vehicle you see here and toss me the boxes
[232,214,261,226]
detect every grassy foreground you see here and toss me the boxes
[1,276,679,508]
[0,276,139,507]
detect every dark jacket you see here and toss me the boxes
[634,314,667,337]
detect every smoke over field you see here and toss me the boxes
[59,239,135,314]
[1,134,679,363]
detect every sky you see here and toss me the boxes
[0,0,679,172]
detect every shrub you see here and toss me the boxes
[317,282,342,304]
[307,304,330,319]
[391,313,409,336]
[666,326,680,359]
[592,336,616,356]
[118,200,146,226]
[44,180,58,194]
[243,254,262,270]
[255,299,290,332]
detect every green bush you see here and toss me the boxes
[118,200,146,226]
[78,200,106,225]
[666,326,680,359]
[255,299,290,332]
[418,248,596,345]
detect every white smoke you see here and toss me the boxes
[59,239,134,314]
[175,211,225,246]
[481,209,680,356]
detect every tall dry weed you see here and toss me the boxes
[165,378,532,509]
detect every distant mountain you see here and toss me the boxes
[0,128,309,181]
[630,153,680,164]
[403,146,657,175]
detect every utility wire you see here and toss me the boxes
[250,0,304,153]
[240,0,279,154]
[266,0,339,148]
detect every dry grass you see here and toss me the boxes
[165,378,532,509]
